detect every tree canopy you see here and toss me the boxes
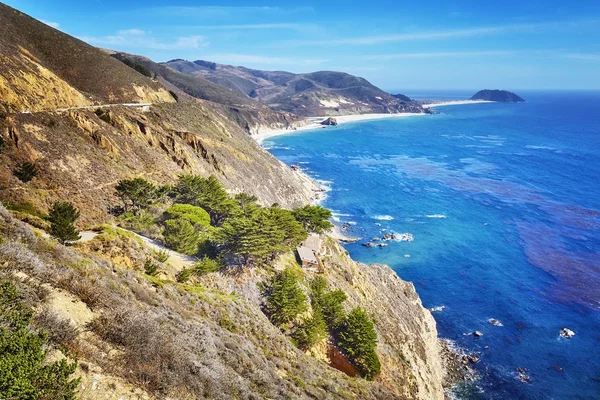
[172,175,236,226]
[292,205,333,234]
[115,178,157,214]
[163,218,202,256]
[337,307,381,380]
[265,268,308,327]
[163,203,210,227]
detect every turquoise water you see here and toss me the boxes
[266,91,600,399]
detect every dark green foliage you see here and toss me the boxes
[292,308,327,350]
[337,307,381,380]
[292,205,333,234]
[13,162,39,183]
[144,258,159,276]
[215,208,286,266]
[153,249,169,263]
[48,201,81,244]
[163,203,210,227]
[311,277,347,329]
[265,268,308,327]
[0,281,79,399]
[194,256,223,275]
[118,58,152,77]
[163,219,201,256]
[176,268,192,283]
[115,178,157,214]
[172,175,235,226]
[94,108,111,124]
[0,135,4,153]
[232,193,259,216]
[266,206,307,249]
[169,90,179,101]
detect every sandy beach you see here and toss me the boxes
[422,99,493,108]
[254,112,426,144]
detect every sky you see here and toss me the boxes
[4,0,600,90]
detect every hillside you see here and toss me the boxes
[0,3,173,112]
[166,59,426,116]
[0,3,446,399]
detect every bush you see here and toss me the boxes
[337,308,380,380]
[163,219,201,255]
[153,249,169,263]
[48,201,81,245]
[292,205,333,234]
[32,308,79,348]
[265,268,307,327]
[169,90,179,101]
[176,268,192,283]
[144,258,159,276]
[163,203,210,227]
[0,281,79,399]
[13,162,39,183]
[94,108,111,124]
[194,256,222,275]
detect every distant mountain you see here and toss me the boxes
[165,59,425,116]
[471,89,525,102]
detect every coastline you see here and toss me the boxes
[422,99,493,108]
[254,112,427,144]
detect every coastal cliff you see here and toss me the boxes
[0,3,445,398]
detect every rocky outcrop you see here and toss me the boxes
[320,117,338,126]
[471,89,525,102]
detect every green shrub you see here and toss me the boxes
[311,277,347,330]
[337,307,381,380]
[153,249,169,263]
[176,268,192,283]
[120,210,156,231]
[0,281,79,399]
[172,175,236,226]
[94,108,111,124]
[163,218,201,255]
[144,258,159,276]
[265,268,307,327]
[48,201,81,245]
[194,256,222,275]
[13,162,39,183]
[163,203,210,227]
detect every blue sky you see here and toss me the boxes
[5,0,600,90]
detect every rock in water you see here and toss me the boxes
[471,89,525,102]
[473,331,483,337]
[559,328,575,338]
[489,318,503,326]
[321,117,338,126]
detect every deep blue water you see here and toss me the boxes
[266,91,600,399]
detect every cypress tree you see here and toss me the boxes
[337,307,381,380]
[292,307,328,350]
[292,205,333,234]
[114,178,157,214]
[48,201,80,244]
[266,268,308,327]
[163,218,201,255]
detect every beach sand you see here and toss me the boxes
[422,100,493,108]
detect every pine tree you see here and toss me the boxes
[266,268,308,327]
[292,205,333,233]
[173,175,236,225]
[48,201,80,244]
[337,307,381,380]
[266,206,307,250]
[310,277,347,329]
[13,162,39,183]
[292,307,328,350]
[163,218,201,255]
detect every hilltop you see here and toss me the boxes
[165,59,426,116]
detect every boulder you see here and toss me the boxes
[559,328,575,338]
[473,331,483,337]
[321,117,338,126]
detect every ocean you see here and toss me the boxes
[264,91,600,399]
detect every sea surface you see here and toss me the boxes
[265,91,600,399]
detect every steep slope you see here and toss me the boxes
[166,59,426,116]
[110,52,301,134]
[0,3,173,112]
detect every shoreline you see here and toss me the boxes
[422,99,493,108]
[254,112,427,144]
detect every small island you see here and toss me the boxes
[471,89,525,103]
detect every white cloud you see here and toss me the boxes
[279,19,599,46]
[80,29,208,50]
[363,51,520,61]
[148,6,313,17]
[186,23,309,30]
[204,53,328,66]
[40,20,60,29]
